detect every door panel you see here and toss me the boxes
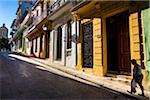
[46,31,50,58]
[107,11,131,73]
[56,26,62,60]
[119,12,131,72]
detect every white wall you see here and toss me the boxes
[25,38,31,56]
[66,21,76,69]
[50,30,54,62]
[53,24,66,66]
[33,37,40,57]
[53,30,57,61]
[61,24,66,65]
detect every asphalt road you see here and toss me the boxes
[0,52,135,100]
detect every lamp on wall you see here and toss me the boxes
[42,24,47,31]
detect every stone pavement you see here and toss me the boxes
[8,53,150,99]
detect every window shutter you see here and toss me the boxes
[129,12,141,65]
[93,18,102,67]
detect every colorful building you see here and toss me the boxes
[24,0,51,58]
[47,0,79,67]
[141,7,150,94]
[12,0,33,52]
[71,1,149,86]
[11,0,150,91]
[22,0,81,68]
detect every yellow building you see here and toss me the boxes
[72,1,149,82]
[25,0,51,59]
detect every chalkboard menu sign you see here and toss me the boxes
[82,22,93,68]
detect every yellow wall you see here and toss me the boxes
[77,12,147,78]
[129,12,141,64]
[129,12,147,81]
[39,32,47,59]
[93,18,103,76]
[77,18,104,76]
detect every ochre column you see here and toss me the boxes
[93,18,103,76]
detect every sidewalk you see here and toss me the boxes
[9,53,150,99]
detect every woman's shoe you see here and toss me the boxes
[127,90,134,94]
[138,93,145,97]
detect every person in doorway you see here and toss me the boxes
[128,59,145,96]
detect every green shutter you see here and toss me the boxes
[18,27,25,39]
[142,8,150,71]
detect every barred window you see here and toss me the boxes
[67,20,72,49]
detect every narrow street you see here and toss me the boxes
[0,52,135,100]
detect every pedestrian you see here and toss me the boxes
[128,59,145,96]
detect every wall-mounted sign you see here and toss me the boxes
[72,34,80,43]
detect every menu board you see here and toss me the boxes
[82,22,93,68]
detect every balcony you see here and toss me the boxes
[26,10,47,36]
[48,0,68,14]
[47,0,83,20]
[71,0,83,6]
[20,10,28,23]
[33,10,47,27]
[47,0,72,20]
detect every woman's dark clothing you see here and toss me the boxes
[131,64,144,95]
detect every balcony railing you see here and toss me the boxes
[48,0,68,14]
[33,10,47,26]
[48,0,83,15]
[27,10,47,34]
[71,0,83,6]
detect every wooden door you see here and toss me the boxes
[31,40,34,54]
[106,17,119,71]
[56,26,62,60]
[107,11,131,73]
[46,31,50,58]
[119,12,131,72]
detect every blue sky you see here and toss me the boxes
[0,0,18,38]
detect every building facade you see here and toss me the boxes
[71,1,149,84]
[47,0,78,68]
[11,0,150,90]
[12,0,33,52]
[22,0,80,68]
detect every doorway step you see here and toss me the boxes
[105,73,131,86]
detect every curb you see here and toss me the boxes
[9,52,149,100]
[32,58,149,100]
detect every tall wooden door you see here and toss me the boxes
[46,31,50,58]
[107,11,131,73]
[56,26,62,60]
[31,40,34,55]
[119,12,131,72]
